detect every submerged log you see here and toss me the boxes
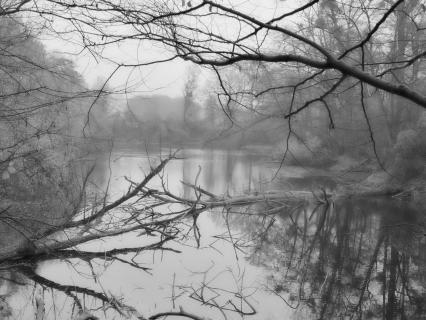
[202,190,318,208]
[348,187,405,198]
[197,185,410,210]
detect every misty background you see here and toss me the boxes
[1,1,426,320]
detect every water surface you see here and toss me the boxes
[1,148,425,319]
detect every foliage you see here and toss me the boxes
[0,16,111,247]
[389,128,426,181]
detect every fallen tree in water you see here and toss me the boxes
[0,154,416,320]
[0,154,301,319]
[1,153,406,264]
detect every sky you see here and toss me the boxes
[40,0,298,99]
[43,35,191,97]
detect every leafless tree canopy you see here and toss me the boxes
[9,0,423,106]
[0,1,424,150]
[2,0,423,157]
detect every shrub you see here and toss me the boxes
[389,129,426,182]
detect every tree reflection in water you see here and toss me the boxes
[1,151,426,319]
[244,198,426,319]
[0,153,281,320]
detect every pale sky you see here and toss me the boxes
[43,37,191,97]
[40,0,298,98]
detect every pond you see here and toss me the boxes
[1,148,425,319]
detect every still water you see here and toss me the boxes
[1,148,426,319]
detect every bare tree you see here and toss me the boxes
[21,0,424,107]
[5,0,422,161]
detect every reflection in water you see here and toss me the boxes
[0,148,425,319]
[245,198,426,319]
